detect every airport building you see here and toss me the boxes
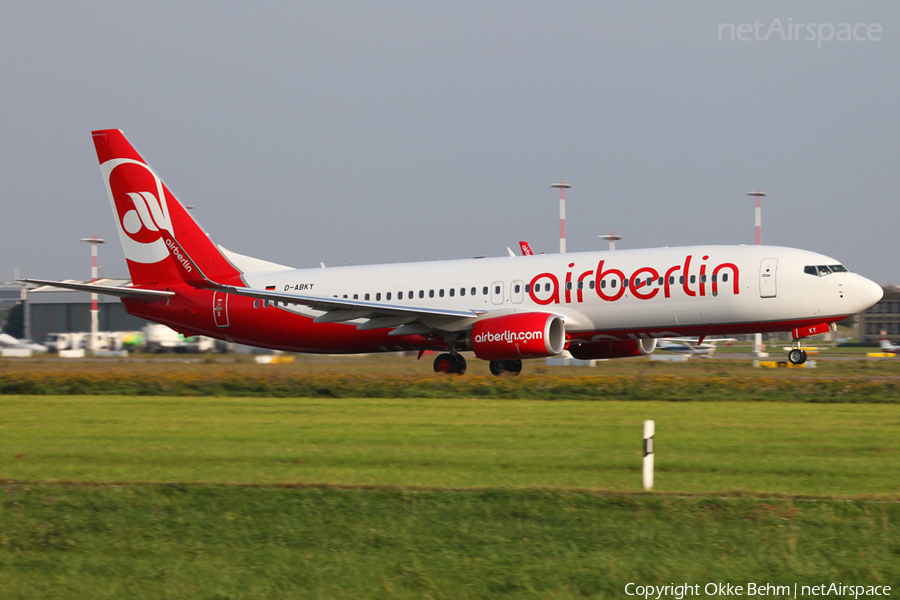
[857,285,900,343]
[25,279,150,343]
[0,283,23,309]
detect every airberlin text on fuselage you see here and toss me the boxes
[528,254,740,305]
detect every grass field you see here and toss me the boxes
[1,395,898,496]
[2,485,897,599]
[0,355,898,598]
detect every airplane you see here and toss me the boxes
[656,337,736,357]
[0,329,47,353]
[24,129,884,375]
[879,336,899,354]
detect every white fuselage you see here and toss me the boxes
[241,244,881,339]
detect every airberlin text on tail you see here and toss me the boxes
[92,129,243,288]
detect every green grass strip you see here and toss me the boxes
[0,485,897,599]
[1,396,898,497]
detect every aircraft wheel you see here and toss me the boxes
[509,359,522,375]
[455,355,467,375]
[489,360,507,376]
[434,353,458,374]
[787,349,805,365]
[798,349,808,364]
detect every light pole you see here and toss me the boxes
[746,189,766,245]
[745,189,767,357]
[551,181,571,254]
[599,230,622,251]
[79,235,105,353]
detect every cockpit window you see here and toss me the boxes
[804,264,848,277]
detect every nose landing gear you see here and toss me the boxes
[787,342,808,365]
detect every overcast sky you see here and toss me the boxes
[1,1,897,284]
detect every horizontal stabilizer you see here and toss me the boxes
[21,279,174,299]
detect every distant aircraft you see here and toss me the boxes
[519,241,534,256]
[880,337,899,354]
[656,337,736,357]
[0,329,47,353]
[25,129,884,374]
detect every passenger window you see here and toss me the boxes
[429,290,434,298]
[419,290,424,299]
[253,300,260,309]
[700,275,706,283]
[376,293,382,301]
[611,280,617,289]
[679,276,684,284]
[386,292,391,301]
[439,289,445,297]
[515,284,521,293]
[601,280,606,289]
[669,276,675,285]
[483,287,488,295]
[449,288,455,297]
[353,294,359,299]
[471,287,476,296]
[590,280,595,289]
[622,279,628,288]
[577,281,583,290]
[494,285,500,295]
[657,277,663,285]
[565,282,572,291]
[365,293,370,301]
[409,290,413,298]
[722,273,729,282]
[460,288,466,296]
[690,275,696,284]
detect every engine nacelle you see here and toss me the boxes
[569,338,658,360]
[468,313,565,360]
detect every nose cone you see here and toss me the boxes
[852,275,883,313]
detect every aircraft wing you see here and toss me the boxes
[203,283,486,335]
[21,279,175,299]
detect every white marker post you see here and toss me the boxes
[643,420,655,491]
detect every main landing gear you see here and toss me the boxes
[787,341,808,365]
[433,352,467,375]
[431,353,523,376]
[489,359,522,376]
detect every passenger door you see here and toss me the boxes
[759,258,777,298]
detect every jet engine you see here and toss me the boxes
[568,338,657,360]
[467,313,565,360]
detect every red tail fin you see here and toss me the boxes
[92,129,243,287]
